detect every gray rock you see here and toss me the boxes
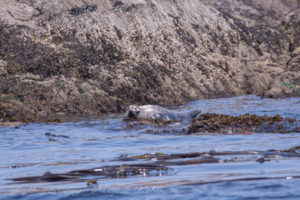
[0,0,299,121]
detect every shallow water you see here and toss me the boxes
[1,96,300,200]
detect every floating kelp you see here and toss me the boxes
[119,146,300,162]
[10,146,300,185]
[188,113,299,134]
[10,164,169,184]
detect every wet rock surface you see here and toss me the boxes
[0,0,299,122]
[124,112,299,135]
[188,113,299,134]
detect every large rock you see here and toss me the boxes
[0,0,299,121]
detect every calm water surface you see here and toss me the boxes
[0,96,300,200]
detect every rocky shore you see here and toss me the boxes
[0,0,299,122]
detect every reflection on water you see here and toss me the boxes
[0,96,300,200]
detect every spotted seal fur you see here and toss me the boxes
[127,105,201,122]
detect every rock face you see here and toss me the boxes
[0,0,299,121]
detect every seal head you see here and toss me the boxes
[127,105,141,119]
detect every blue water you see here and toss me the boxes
[0,96,300,199]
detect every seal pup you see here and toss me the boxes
[127,105,201,122]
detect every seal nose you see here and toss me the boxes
[128,111,133,118]
[128,110,136,119]
[128,109,140,119]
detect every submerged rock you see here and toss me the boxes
[0,0,299,122]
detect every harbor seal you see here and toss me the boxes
[127,105,201,122]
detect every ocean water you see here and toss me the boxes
[0,96,299,200]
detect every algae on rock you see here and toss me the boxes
[0,0,299,122]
